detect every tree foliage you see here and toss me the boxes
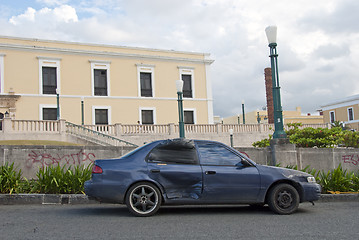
[252,123,359,148]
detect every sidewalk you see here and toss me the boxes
[0,193,358,205]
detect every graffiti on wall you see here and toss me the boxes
[342,154,359,166]
[26,150,96,168]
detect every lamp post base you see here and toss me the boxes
[269,138,295,167]
[272,130,287,139]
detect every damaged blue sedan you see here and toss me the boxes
[85,139,321,216]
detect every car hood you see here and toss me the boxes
[256,164,313,181]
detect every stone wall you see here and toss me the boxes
[1,144,358,179]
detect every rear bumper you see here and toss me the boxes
[84,180,125,204]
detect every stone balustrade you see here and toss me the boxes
[0,118,331,147]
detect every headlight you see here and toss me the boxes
[307,176,316,183]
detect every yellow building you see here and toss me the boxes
[0,36,214,125]
[223,107,323,125]
[320,94,359,130]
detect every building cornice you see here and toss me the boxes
[0,36,214,65]
[320,94,359,111]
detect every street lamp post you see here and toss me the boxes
[229,128,234,147]
[242,100,245,124]
[176,80,185,138]
[56,88,60,120]
[81,97,84,125]
[265,26,286,139]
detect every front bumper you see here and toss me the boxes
[301,183,321,202]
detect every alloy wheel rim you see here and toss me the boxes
[130,185,158,214]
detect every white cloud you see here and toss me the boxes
[36,0,69,6]
[2,0,359,117]
[9,5,78,26]
[9,7,36,25]
[53,5,78,22]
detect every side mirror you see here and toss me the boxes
[236,159,251,168]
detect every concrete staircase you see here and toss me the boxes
[65,122,138,147]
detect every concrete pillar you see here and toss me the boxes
[114,123,122,136]
[2,117,12,133]
[216,123,222,134]
[168,123,175,136]
[58,119,66,135]
[270,138,297,166]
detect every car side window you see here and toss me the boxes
[196,142,243,166]
[147,139,198,165]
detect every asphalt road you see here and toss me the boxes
[0,201,358,240]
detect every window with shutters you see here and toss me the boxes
[38,57,61,95]
[92,106,111,125]
[140,72,153,97]
[184,110,195,124]
[182,74,193,98]
[330,111,335,123]
[137,64,155,97]
[42,108,57,120]
[90,60,110,96]
[140,108,156,125]
[178,67,195,98]
[94,69,108,96]
[348,107,354,121]
[42,67,57,94]
[95,109,108,124]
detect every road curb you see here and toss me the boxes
[319,193,359,202]
[0,193,358,205]
[0,194,98,205]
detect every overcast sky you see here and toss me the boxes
[1,0,359,118]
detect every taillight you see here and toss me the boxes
[92,165,103,174]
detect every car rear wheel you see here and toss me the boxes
[125,182,161,217]
[268,183,299,215]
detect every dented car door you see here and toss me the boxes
[147,140,203,200]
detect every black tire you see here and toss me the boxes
[125,182,161,217]
[267,183,299,215]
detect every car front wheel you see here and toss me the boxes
[125,182,161,217]
[267,183,299,215]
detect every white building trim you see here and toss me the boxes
[0,53,5,94]
[37,57,61,95]
[39,104,57,120]
[139,107,156,124]
[137,64,155,98]
[92,106,112,125]
[184,108,197,124]
[178,66,195,99]
[90,60,111,97]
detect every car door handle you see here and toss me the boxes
[205,171,216,175]
[150,169,160,173]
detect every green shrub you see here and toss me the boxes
[252,123,359,148]
[0,162,22,194]
[342,131,359,148]
[318,165,354,193]
[34,164,92,194]
[285,164,359,193]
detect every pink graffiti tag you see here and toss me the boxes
[239,151,250,158]
[342,154,359,166]
[26,150,96,168]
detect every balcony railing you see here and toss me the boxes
[0,118,330,135]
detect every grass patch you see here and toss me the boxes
[0,140,82,146]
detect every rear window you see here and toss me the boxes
[147,139,198,165]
